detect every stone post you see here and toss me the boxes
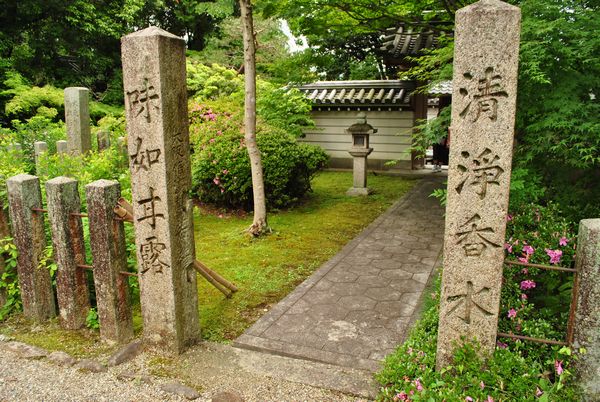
[121,27,200,353]
[56,140,68,154]
[573,219,600,399]
[97,131,111,151]
[117,137,128,168]
[346,113,376,196]
[34,141,48,173]
[8,143,22,153]
[46,177,90,329]
[6,174,56,321]
[436,0,521,369]
[86,180,133,343]
[64,87,92,155]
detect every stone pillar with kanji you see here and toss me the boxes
[436,0,521,369]
[121,27,200,353]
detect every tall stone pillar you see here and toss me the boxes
[121,27,200,353]
[436,0,521,369]
[6,174,56,321]
[64,87,92,155]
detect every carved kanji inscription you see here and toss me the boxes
[455,214,501,257]
[446,281,494,324]
[459,67,508,122]
[456,148,504,199]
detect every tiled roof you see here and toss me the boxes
[381,25,443,58]
[429,80,452,95]
[299,80,414,107]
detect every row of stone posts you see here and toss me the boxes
[5,26,200,354]
[6,174,134,344]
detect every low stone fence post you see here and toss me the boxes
[86,180,133,343]
[46,177,90,329]
[6,174,56,321]
[56,140,68,154]
[34,141,48,174]
[573,219,600,399]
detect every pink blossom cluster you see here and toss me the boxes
[545,248,563,264]
[520,280,536,290]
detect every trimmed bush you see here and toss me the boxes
[189,100,328,210]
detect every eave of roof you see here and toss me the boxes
[299,80,415,107]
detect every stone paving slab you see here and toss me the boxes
[234,177,446,372]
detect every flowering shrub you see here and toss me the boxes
[189,100,328,210]
[377,277,581,401]
[500,201,577,351]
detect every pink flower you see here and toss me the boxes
[555,360,563,375]
[520,280,536,290]
[213,177,220,185]
[414,379,423,391]
[395,391,409,401]
[559,237,568,246]
[209,138,215,143]
[504,243,513,253]
[486,397,494,402]
[545,249,563,264]
[506,214,513,221]
[222,169,229,175]
[521,268,529,274]
[497,341,508,349]
[480,381,485,390]
[536,387,543,397]
[521,293,528,300]
[218,214,223,219]
[220,188,225,193]
[523,245,534,255]
[508,308,517,319]
[518,256,529,263]
[466,397,473,402]
[216,130,223,136]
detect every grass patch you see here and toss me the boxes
[194,171,415,341]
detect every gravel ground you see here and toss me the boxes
[0,339,371,402]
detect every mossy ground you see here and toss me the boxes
[1,171,415,353]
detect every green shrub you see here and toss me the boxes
[189,100,328,210]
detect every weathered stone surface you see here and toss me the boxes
[46,177,90,329]
[121,26,200,353]
[212,391,244,402]
[4,341,48,359]
[436,0,521,369]
[86,180,133,344]
[117,371,153,384]
[0,334,12,342]
[48,351,77,367]
[107,340,142,366]
[6,174,56,321]
[76,359,107,373]
[96,130,111,151]
[56,140,68,154]
[573,219,600,400]
[64,87,91,154]
[160,382,200,400]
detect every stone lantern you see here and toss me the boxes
[346,112,377,196]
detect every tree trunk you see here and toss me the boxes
[240,0,269,236]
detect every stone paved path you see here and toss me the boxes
[235,177,446,372]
